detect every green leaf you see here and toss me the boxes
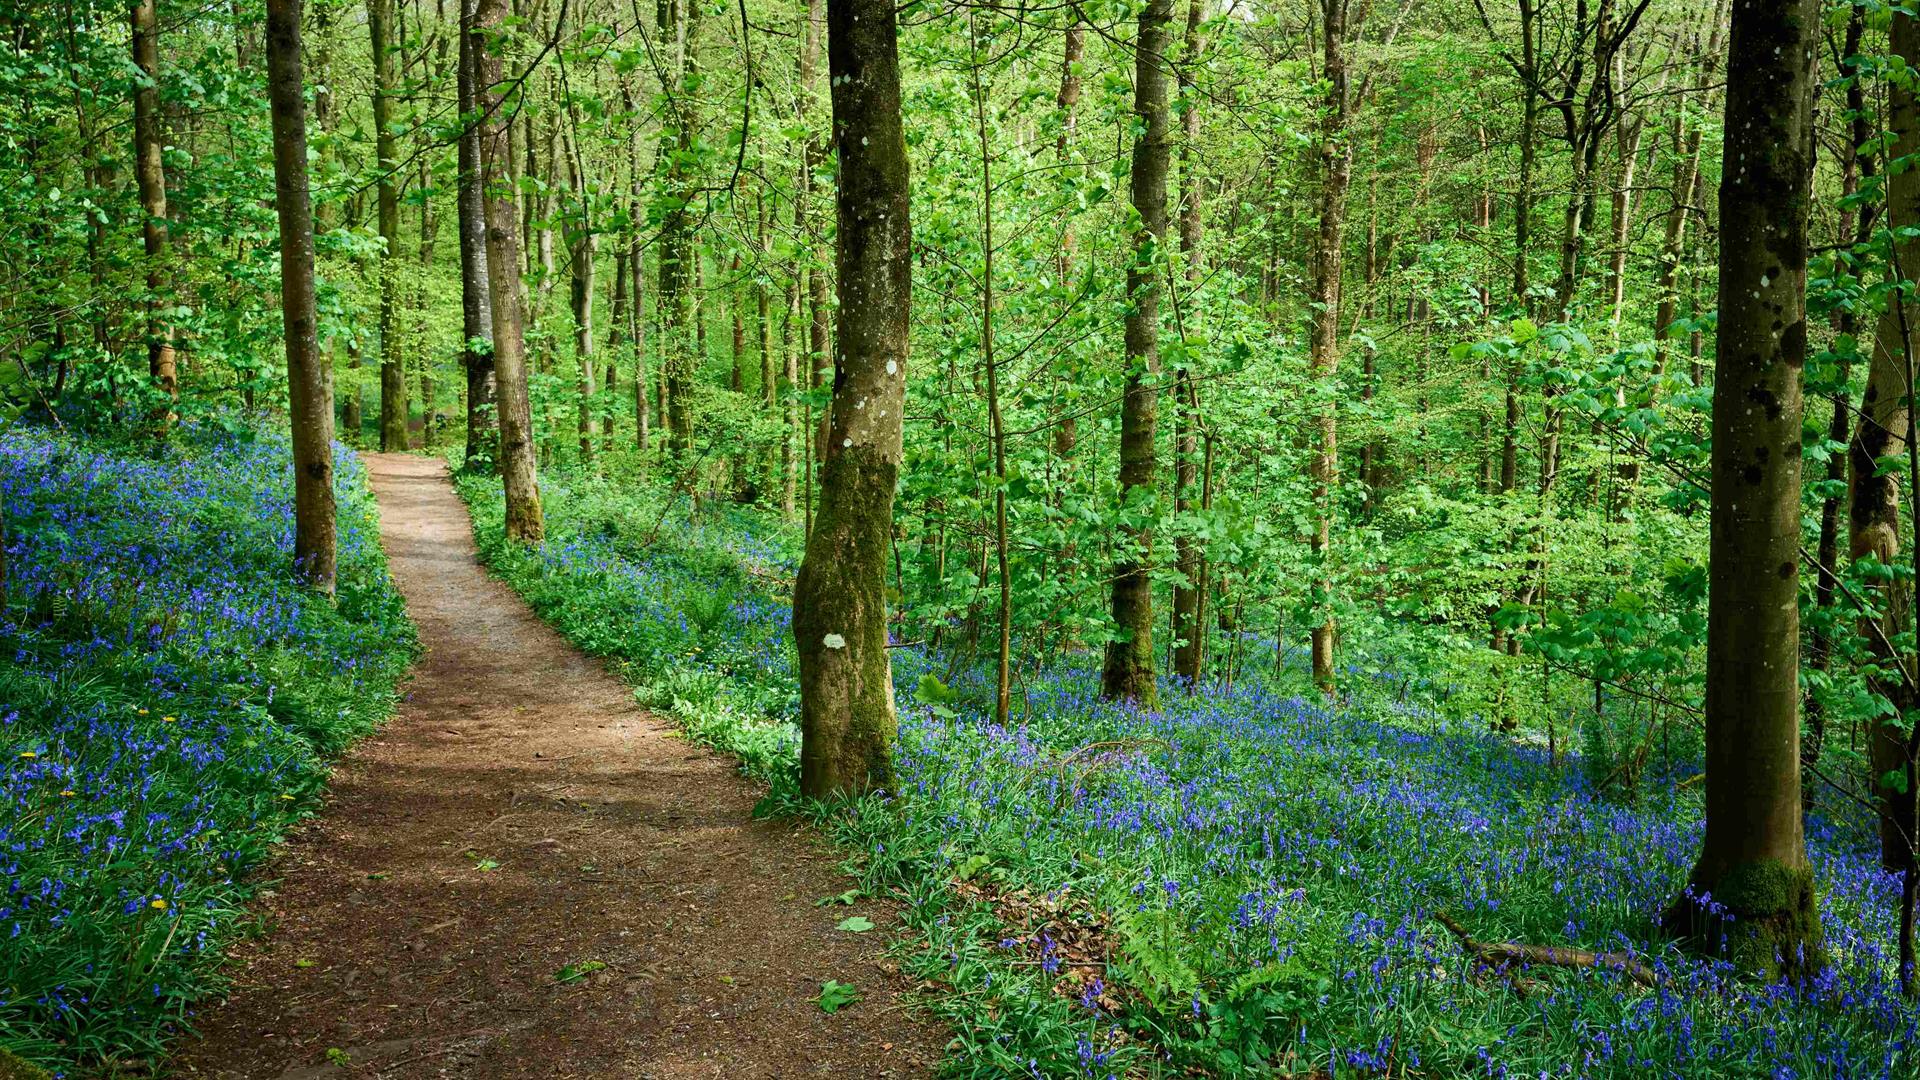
[835,916,874,933]
[816,979,861,1013]
[554,959,608,985]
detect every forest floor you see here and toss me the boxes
[174,454,942,1080]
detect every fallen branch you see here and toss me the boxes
[1433,911,1661,988]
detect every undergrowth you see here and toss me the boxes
[455,460,1918,1079]
[0,424,413,1075]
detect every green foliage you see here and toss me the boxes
[815,979,861,1013]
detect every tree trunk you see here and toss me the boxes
[458,0,497,469]
[370,0,408,451]
[659,0,695,455]
[265,0,335,594]
[1806,0,1870,804]
[1664,0,1821,981]
[131,0,176,430]
[1854,12,1920,884]
[1171,0,1206,686]
[473,0,543,543]
[1308,0,1358,695]
[1051,16,1085,464]
[781,277,799,515]
[967,15,1012,726]
[1100,0,1172,708]
[607,245,628,452]
[791,0,825,501]
[1652,5,1726,350]
[571,222,596,463]
[792,0,911,799]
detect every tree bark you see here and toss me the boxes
[1171,0,1206,686]
[1853,11,1920,883]
[792,0,911,799]
[130,0,176,430]
[1652,5,1726,350]
[1051,17,1085,463]
[370,0,408,451]
[967,14,1012,726]
[1099,0,1173,708]
[1806,0,1870,805]
[459,0,497,469]
[265,0,335,594]
[607,244,628,452]
[659,0,695,454]
[1308,0,1358,695]
[473,0,544,542]
[1664,0,1821,981]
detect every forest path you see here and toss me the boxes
[176,454,941,1079]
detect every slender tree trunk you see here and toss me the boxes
[968,14,1012,726]
[1664,0,1821,980]
[1051,16,1086,464]
[370,0,408,450]
[1653,5,1726,350]
[799,0,828,523]
[781,276,799,515]
[659,0,695,454]
[792,0,911,798]
[1308,0,1358,695]
[1854,12,1920,887]
[473,0,543,542]
[265,0,335,594]
[758,195,776,491]
[1100,0,1172,708]
[619,77,649,452]
[607,245,628,452]
[344,339,364,440]
[571,222,596,463]
[1605,93,1650,332]
[1807,1,1871,801]
[131,0,176,430]
[459,0,496,468]
[633,245,651,450]
[1171,0,1206,686]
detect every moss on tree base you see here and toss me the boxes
[1663,858,1823,982]
[0,1049,52,1080]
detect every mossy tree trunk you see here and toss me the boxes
[1099,0,1172,709]
[791,0,911,799]
[457,0,497,470]
[473,0,543,543]
[265,0,335,595]
[1663,0,1821,981]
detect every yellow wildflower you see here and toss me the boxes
[149,899,168,910]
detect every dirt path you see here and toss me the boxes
[176,454,943,1079]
